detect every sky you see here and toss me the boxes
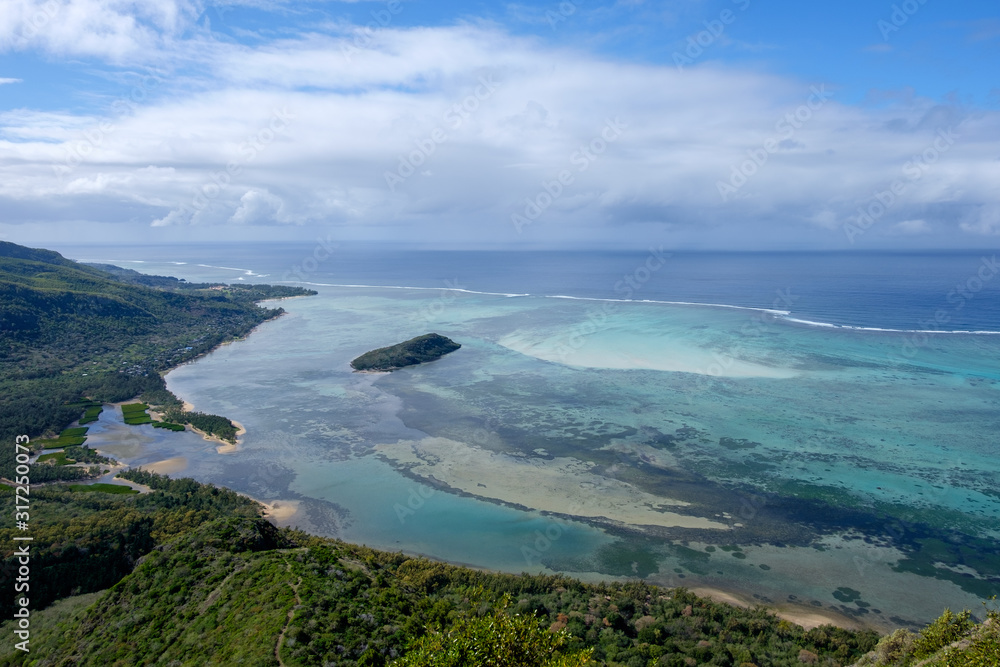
[0,0,998,250]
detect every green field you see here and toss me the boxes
[36,427,89,449]
[79,404,103,424]
[121,403,153,425]
[67,483,139,495]
[151,421,185,432]
[67,400,105,425]
[37,452,74,466]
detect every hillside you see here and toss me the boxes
[0,241,315,479]
[351,333,461,371]
[0,475,881,666]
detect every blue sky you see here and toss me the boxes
[0,0,998,249]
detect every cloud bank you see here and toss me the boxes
[1,1,998,248]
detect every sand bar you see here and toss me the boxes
[690,587,864,631]
[260,500,303,527]
[376,437,730,531]
[140,457,188,475]
[497,330,799,379]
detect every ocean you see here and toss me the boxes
[51,244,1000,629]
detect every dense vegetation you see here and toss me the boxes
[0,474,883,666]
[0,241,315,479]
[853,606,999,666]
[351,333,461,371]
[0,471,261,619]
[2,471,993,666]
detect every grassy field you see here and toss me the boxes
[67,483,139,495]
[37,451,74,465]
[78,403,104,424]
[121,402,153,425]
[36,426,89,449]
[151,421,186,431]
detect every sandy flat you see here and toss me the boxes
[690,587,863,631]
[498,330,798,379]
[140,457,188,475]
[376,437,730,531]
[260,500,302,526]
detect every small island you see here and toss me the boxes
[350,333,461,372]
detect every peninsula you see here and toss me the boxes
[350,333,461,371]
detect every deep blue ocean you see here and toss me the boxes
[57,245,1000,332]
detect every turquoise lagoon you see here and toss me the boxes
[63,249,1000,629]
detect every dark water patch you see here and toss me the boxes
[548,540,660,578]
[719,437,760,451]
[833,587,862,603]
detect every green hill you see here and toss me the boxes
[0,475,881,666]
[0,241,314,479]
[351,333,461,371]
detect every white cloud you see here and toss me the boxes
[0,0,204,62]
[229,188,288,225]
[0,22,998,248]
[0,78,22,85]
[891,219,931,235]
[959,205,1000,236]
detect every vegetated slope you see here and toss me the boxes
[0,241,315,477]
[351,333,461,371]
[0,471,261,620]
[0,483,881,667]
[851,606,999,667]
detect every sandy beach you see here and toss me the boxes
[139,456,188,475]
[376,437,730,532]
[259,499,303,527]
[144,399,245,452]
[690,587,865,631]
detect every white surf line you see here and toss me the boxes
[278,280,1000,334]
[286,281,530,298]
[544,294,791,316]
[195,263,266,277]
[75,258,189,266]
[781,317,1000,335]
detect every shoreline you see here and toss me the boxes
[146,401,246,453]
[242,486,878,632]
[78,290,879,634]
[688,586,868,632]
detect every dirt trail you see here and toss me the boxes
[276,560,303,667]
